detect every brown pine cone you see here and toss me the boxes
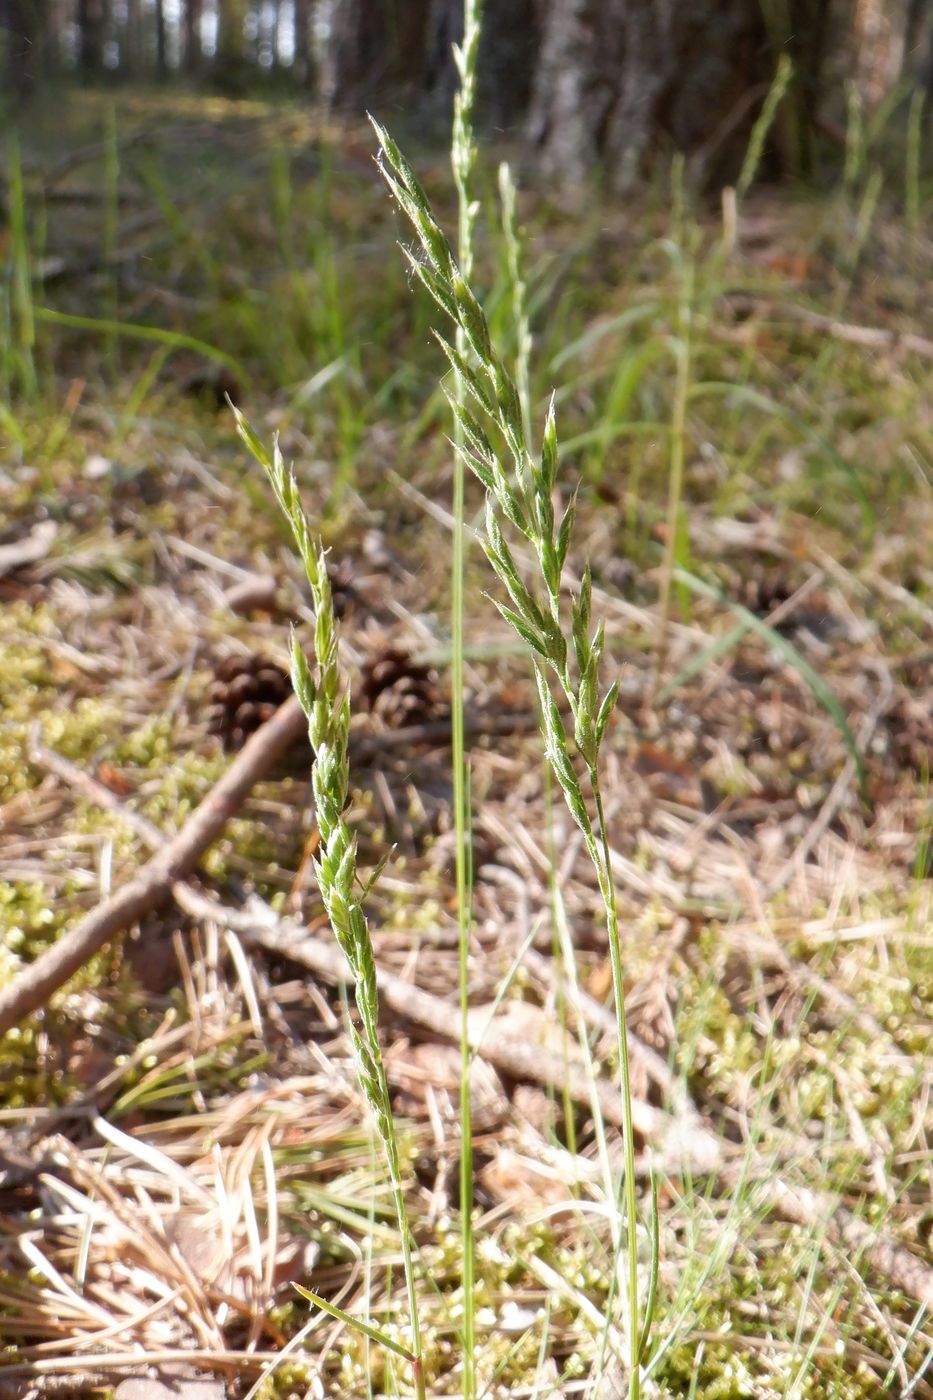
[207,651,292,750]
[360,647,444,730]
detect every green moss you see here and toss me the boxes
[0,880,58,967]
[252,1358,317,1400]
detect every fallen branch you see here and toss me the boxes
[199,897,933,1309]
[4,704,542,1036]
[227,892,722,1175]
[724,294,933,361]
[0,696,306,1037]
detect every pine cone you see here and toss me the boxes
[208,652,292,750]
[360,647,443,730]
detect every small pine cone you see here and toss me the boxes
[208,652,292,750]
[360,647,444,730]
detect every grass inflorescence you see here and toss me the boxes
[372,115,654,1398]
[233,410,426,1399]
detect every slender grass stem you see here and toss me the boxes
[372,113,651,1399]
[593,780,641,1396]
[655,253,693,680]
[451,6,482,1395]
[7,135,37,401]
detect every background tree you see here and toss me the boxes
[76,0,105,72]
[1,0,46,97]
[525,0,775,192]
[5,0,930,189]
[182,0,201,75]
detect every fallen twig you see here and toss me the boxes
[724,294,933,360]
[7,702,542,1039]
[0,696,306,1037]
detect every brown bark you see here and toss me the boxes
[153,0,166,74]
[215,0,248,86]
[0,696,306,1038]
[324,0,432,111]
[121,0,143,73]
[77,0,105,71]
[183,0,202,72]
[527,0,774,193]
[292,0,311,84]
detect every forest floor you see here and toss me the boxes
[1,89,932,1399]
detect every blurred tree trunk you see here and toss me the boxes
[527,0,777,193]
[322,0,928,191]
[420,0,539,126]
[325,0,537,125]
[324,0,432,109]
[292,0,312,85]
[77,0,105,71]
[269,0,281,72]
[0,0,44,97]
[153,0,166,74]
[184,0,202,73]
[216,0,248,85]
[852,0,908,110]
[120,0,143,72]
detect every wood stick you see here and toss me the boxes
[225,892,723,1175]
[723,294,933,361]
[0,696,306,1037]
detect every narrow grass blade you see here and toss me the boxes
[33,306,248,382]
[293,1285,415,1362]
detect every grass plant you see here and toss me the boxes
[3,135,38,402]
[233,411,426,1400]
[371,117,653,1400]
